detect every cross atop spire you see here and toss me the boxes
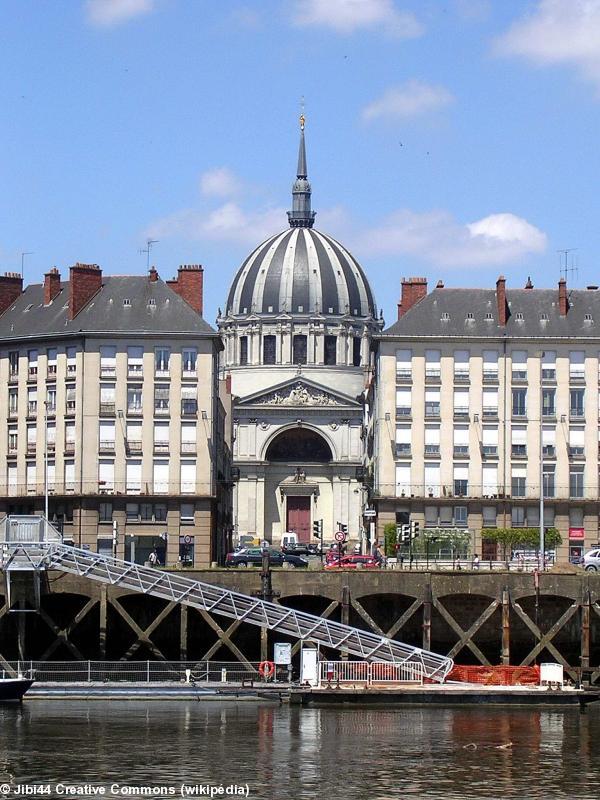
[288,112,316,228]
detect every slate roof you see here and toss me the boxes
[382,287,600,340]
[0,276,218,343]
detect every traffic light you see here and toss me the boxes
[313,519,323,538]
[411,521,420,537]
[337,522,348,534]
[401,524,411,543]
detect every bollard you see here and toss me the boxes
[210,561,218,569]
[185,669,192,684]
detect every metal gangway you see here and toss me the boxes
[0,516,453,681]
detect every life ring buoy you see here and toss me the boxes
[258,660,275,679]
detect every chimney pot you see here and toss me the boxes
[436,280,444,289]
[525,276,533,289]
[149,266,159,283]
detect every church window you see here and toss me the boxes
[239,337,248,365]
[324,336,337,366]
[263,335,276,365]
[293,335,307,365]
[353,338,362,367]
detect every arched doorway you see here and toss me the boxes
[265,428,333,543]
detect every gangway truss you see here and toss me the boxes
[0,516,453,681]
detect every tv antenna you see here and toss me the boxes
[21,251,33,278]
[558,248,578,283]
[139,238,159,269]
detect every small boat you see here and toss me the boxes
[0,677,34,703]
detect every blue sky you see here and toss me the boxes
[3,0,600,323]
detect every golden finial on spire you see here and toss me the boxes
[300,95,305,130]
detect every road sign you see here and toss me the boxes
[334,530,346,543]
[363,509,376,518]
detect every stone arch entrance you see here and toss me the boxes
[265,427,333,463]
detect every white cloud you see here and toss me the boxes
[362,80,454,122]
[494,0,600,89]
[356,209,547,267]
[199,167,242,199]
[291,0,423,37]
[147,202,286,246]
[85,0,154,27]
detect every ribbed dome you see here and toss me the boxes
[225,227,376,319]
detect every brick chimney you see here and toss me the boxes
[496,275,508,326]
[44,268,61,305]
[0,272,23,316]
[167,264,204,314]
[558,277,569,316]
[397,277,427,319]
[69,263,102,319]
[149,266,159,283]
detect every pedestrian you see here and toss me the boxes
[149,548,160,567]
[473,553,480,570]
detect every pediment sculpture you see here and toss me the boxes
[261,382,341,407]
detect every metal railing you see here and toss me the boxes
[0,516,454,681]
[317,660,423,687]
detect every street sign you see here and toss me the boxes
[363,509,376,518]
[334,530,346,543]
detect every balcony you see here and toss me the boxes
[182,369,197,379]
[482,406,498,420]
[8,369,18,383]
[65,482,75,493]
[482,445,498,458]
[153,442,170,454]
[8,446,17,456]
[180,482,195,494]
[453,445,469,458]
[396,407,412,419]
[511,410,527,421]
[153,482,169,495]
[542,368,556,382]
[45,404,56,418]
[126,483,142,494]
[181,401,198,417]
[98,483,115,495]
[543,445,556,458]
[511,370,527,383]
[128,366,143,379]
[27,367,38,382]
[569,371,585,384]
[126,439,143,454]
[424,404,440,419]
[482,370,498,383]
[47,365,57,379]
[127,405,143,417]
[155,368,170,379]
[454,370,470,384]
[100,402,115,416]
[8,407,18,420]
[100,366,116,379]
[99,440,115,453]
[395,444,411,458]
[453,407,470,420]
[511,444,527,458]
[181,442,196,454]
[568,446,585,460]
[26,444,36,456]
[542,410,556,422]
[27,402,37,417]
[424,444,440,457]
[154,404,170,417]
[65,401,76,416]
[47,442,55,454]
[67,363,76,376]
[425,368,441,383]
[395,369,412,383]
[64,442,75,455]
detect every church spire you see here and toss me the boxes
[288,114,316,228]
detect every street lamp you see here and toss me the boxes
[44,400,49,522]
[539,353,545,571]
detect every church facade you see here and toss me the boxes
[218,120,381,546]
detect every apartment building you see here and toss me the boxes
[374,275,600,563]
[0,263,232,567]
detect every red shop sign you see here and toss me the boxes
[569,527,585,539]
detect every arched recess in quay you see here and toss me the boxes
[348,592,424,652]
[273,593,343,661]
[433,592,504,666]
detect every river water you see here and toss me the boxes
[0,701,597,799]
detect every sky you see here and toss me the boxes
[3,0,600,324]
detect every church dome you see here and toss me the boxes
[224,118,376,320]
[226,227,376,318]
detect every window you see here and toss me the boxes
[181,423,196,453]
[153,423,169,453]
[181,386,197,416]
[100,345,116,378]
[511,350,527,380]
[64,460,75,492]
[9,351,19,377]
[26,425,36,454]
[127,385,143,414]
[512,388,527,417]
[239,336,248,365]
[153,460,169,494]
[569,351,585,380]
[424,506,438,527]
[179,535,195,566]
[47,348,57,376]
[98,460,115,492]
[154,385,169,414]
[99,421,116,451]
[482,388,498,418]
[66,346,77,374]
[180,503,195,523]
[425,388,440,418]
[569,427,585,457]
[126,503,139,522]
[542,388,556,417]
[396,387,411,417]
[26,462,36,492]
[512,507,526,527]
[140,503,154,521]
[180,460,196,493]
[395,426,411,457]
[8,388,18,416]
[511,467,526,498]
[352,337,361,367]
[570,507,584,527]
[454,350,469,380]
[455,506,467,526]
[570,389,584,418]
[482,465,498,495]
[99,502,113,523]
[263,336,276,365]
[439,506,453,527]
[425,350,441,379]
[542,426,556,457]
[126,460,142,493]
[425,463,440,497]
[27,387,37,416]
[28,349,38,379]
[100,384,115,414]
[292,335,307,365]
[453,465,468,496]
[155,347,170,376]
[482,426,498,456]
[182,348,197,375]
[395,463,411,496]
[66,385,76,414]
[325,336,337,366]
[46,387,57,414]
[543,466,555,499]
[482,506,497,527]
[483,350,498,380]
[7,465,17,492]
[541,351,556,380]
[127,346,144,376]
[570,467,584,498]
[65,423,75,452]
[155,503,167,522]
[424,426,440,456]
[453,426,469,456]
[511,426,526,457]
[8,428,17,453]
[453,388,469,417]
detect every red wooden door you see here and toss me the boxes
[286,496,311,543]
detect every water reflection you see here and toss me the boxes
[0,702,597,799]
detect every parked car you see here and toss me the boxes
[225,547,308,568]
[583,549,600,571]
[282,543,321,557]
[324,554,381,570]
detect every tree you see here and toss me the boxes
[481,528,561,560]
[383,523,397,557]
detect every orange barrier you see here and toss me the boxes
[447,664,541,686]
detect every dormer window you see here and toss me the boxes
[540,313,549,321]
[123,299,131,307]
[148,298,156,307]
[466,312,474,320]
[485,312,493,320]
[441,312,450,320]
[585,313,593,321]
[515,312,524,320]
[297,306,304,313]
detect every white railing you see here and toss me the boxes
[318,660,424,688]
